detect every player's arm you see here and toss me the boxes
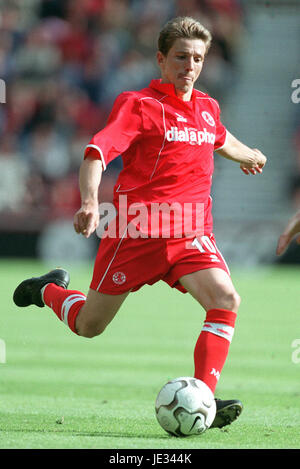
[216,131,267,175]
[73,155,102,238]
[276,210,300,255]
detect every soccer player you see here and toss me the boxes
[276,210,300,255]
[14,17,267,429]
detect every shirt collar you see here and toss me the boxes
[149,79,196,102]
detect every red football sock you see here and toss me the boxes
[41,283,86,334]
[194,308,237,394]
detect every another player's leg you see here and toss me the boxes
[179,267,243,428]
[13,269,129,337]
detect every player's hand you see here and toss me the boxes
[73,203,99,238]
[276,211,300,255]
[240,149,267,175]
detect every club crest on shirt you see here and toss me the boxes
[201,111,215,127]
[112,271,126,285]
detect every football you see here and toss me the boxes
[155,377,216,436]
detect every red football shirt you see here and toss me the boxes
[84,79,227,236]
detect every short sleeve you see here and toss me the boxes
[214,104,227,151]
[84,92,142,170]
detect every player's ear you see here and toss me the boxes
[156,50,165,67]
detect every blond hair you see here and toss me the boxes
[158,16,212,56]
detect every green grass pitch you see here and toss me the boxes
[1,259,300,449]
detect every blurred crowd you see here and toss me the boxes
[0,0,244,231]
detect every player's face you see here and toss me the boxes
[157,38,206,101]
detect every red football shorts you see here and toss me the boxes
[90,232,230,295]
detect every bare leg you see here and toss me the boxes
[75,289,130,338]
[179,268,240,313]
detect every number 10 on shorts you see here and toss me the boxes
[191,235,217,253]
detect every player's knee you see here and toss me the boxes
[224,289,241,312]
[215,288,240,313]
[76,318,107,338]
[233,290,241,311]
